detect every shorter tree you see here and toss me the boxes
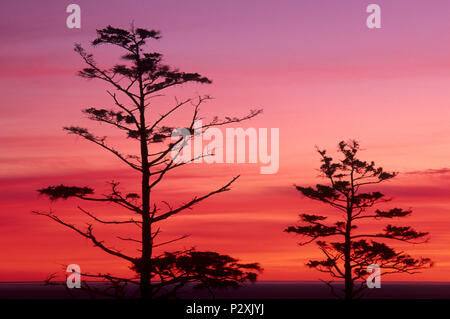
[285,140,432,299]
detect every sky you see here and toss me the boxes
[1,0,450,282]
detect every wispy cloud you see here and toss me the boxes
[404,168,450,176]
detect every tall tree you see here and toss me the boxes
[285,140,432,299]
[34,25,261,299]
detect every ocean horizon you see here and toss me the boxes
[1,281,449,299]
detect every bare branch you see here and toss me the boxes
[78,206,141,226]
[32,210,135,263]
[152,176,239,223]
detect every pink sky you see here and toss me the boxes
[1,0,450,282]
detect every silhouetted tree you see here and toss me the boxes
[34,25,261,299]
[285,140,432,299]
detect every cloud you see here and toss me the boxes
[404,168,450,176]
[377,184,450,200]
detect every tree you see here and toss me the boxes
[34,25,261,299]
[285,140,432,299]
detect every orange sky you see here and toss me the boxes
[1,0,450,282]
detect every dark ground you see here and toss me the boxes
[1,281,449,299]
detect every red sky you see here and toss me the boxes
[1,0,450,282]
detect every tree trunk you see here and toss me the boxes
[344,167,356,299]
[344,232,353,299]
[138,68,152,299]
[344,202,353,299]
[140,125,152,298]
[140,162,151,298]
